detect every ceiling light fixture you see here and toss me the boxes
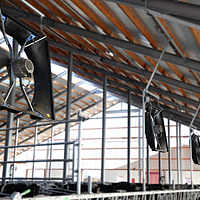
[106,48,114,57]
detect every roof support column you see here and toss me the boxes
[2,39,18,184]
[101,75,107,183]
[168,118,171,184]
[142,90,146,190]
[138,110,141,183]
[158,152,162,184]
[146,141,150,184]
[176,122,180,185]
[179,123,183,184]
[127,91,131,183]
[63,52,73,181]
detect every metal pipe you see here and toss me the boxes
[101,75,107,183]
[0,159,73,164]
[0,177,72,180]
[72,142,76,182]
[63,52,73,181]
[19,78,34,112]
[49,127,54,180]
[0,9,13,60]
[159,152,162,184]
[91,115,143,120]
[0,118,81,132]
[145,38,170,91]
[176,122,179,185]
[188,103,200,188]
[20,0,45,17]
[45,139,50,180]
[32,124,38,181]
[24,36,46,49]
[146,142,149,184]
[0,141,74,149]
[138,109,141,183]
[4,78,16,103]
[0,37,5,44]
[190,103,200,127]
[127,91,131,183]
[189,128,193,189]
[168,118,171,184]
[145,90,159,100]
[2,39,18,184]
[142,89,146,191]
[179,123,183,184]
[77,111,82,195]
[88,176,92,194]
[12,118,19,181]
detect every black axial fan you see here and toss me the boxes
[191,133,200,165]
[0,11,55,120]
[145,102,168,152]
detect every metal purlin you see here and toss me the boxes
[142,38,170,191]
[189,103,200,189]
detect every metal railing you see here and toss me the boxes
[21,189,200,200]
[0,140,77,182]
[0,113,84,194]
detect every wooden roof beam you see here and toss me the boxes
[93,1,192,103]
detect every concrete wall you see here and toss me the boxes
[105,170,139,182]
[165,171,200,184]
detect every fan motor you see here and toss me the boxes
[13,58,34,78]
[153,125,163,137]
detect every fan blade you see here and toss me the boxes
[145,112,156,151]
[154,111,168,152]
[191,133,200,165]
